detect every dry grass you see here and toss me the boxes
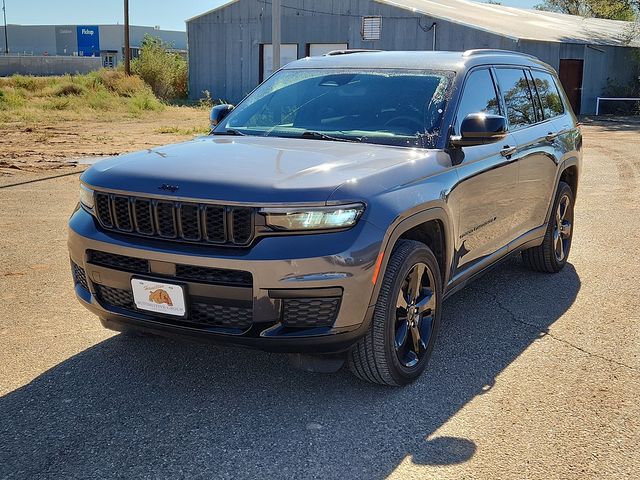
[0,71,165,123]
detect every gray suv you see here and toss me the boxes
[69,50,581,385]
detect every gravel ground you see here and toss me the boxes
[0,121,638,479]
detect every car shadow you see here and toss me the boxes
[0,256,580,479]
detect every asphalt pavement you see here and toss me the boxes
[0,121,638,479]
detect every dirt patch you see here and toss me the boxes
[0,106,208,175]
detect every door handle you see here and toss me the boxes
[545,132,559,142]
[500,145,517,158]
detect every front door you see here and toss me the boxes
[558,59,583,114]
[448,68,520,280]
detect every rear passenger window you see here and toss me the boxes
[532,71,565,118]
[455,69,501,134]
[495,68,536,129]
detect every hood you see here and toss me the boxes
[82,135,442,204]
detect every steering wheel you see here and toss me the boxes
[383,115,424,134]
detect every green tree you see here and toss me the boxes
[535,0,637,20]
[131,34,188,100]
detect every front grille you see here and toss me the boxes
[95,284,135,309]
[94,192,255,246]
[71,262,89,291]
[175,264,252,287]
[88,250,150,274]
[282,297,341,328]
[86,250,252,287]
[95,284,252,330]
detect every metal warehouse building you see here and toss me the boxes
[0,24,187,68]
[187,0,640,114]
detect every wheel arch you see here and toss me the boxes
[546,157,580,224]
[368,207,453,308]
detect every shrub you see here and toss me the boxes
[55,83,85,96]
[128,90,164,115]
[43,97,71,110]
[131,34,188,100]
[94,69,148,97]
[0,88,27,110]
[10,75,48,92]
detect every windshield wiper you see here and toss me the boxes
[213,128,246,136]
[300,131,362,143]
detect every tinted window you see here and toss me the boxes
[495,68,536,129]
[220,68,453,148]
[532,71,564,118]
[455,69,501,134]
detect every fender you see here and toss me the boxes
[367,206,454,308]
[545,156,580,225]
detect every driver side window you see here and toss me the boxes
[455,69,501,134]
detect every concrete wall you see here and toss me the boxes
[187,0,639,114]
[0,56,102,76]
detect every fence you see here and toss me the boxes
[0,55,102,76]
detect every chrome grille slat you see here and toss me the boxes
[92,191,254,246]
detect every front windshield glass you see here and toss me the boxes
[216,68,453,148]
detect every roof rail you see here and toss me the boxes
[463,49,537,59]
[325,49,383,56]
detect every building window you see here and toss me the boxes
[306,43,348,57]
[260,44,299,81]
[361,16,382,41]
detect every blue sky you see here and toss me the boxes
[4,1,539,32]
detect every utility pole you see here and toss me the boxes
[2,0,8,55]
[124,0,131,74]
[272,0,281,72]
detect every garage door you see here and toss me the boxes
[308,43,349,57]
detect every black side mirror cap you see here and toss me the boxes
[450,113,508,147]
[210,104,235,130]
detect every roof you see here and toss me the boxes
[377,0,640,48]
[186,0,640,48]
[284,49,550,71]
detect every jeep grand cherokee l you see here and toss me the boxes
[69,50,581,386]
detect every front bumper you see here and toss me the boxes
[68,207,382,353]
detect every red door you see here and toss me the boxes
[559,59,584,114]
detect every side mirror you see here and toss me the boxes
[210,104,235,129]
[450,113,508,147]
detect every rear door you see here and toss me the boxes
[493,67,559,240]
[448,67,520,278]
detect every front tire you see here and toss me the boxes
[348,240,442,386]
[522,181,575,273]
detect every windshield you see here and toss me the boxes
[215,68,453,148]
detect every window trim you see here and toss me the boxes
[530,68,566,120]
[525,69,545,122]
[452,66,503,136]
[493,66,539,133]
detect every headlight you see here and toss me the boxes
[262,204,364,231]
[79,184,95,209]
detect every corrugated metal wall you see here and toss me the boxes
[187,0,638,114]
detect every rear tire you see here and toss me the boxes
[522,181,574,273]
[348,240,442,386]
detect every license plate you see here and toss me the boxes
[131,278,187,317]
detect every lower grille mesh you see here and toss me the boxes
[95,284,253,330]
[71,262,89,291]
[282,297,341,328]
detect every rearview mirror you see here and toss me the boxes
[210,104,235,129]
[450,113,508,147]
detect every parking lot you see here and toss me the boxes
[1,120,638,479]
